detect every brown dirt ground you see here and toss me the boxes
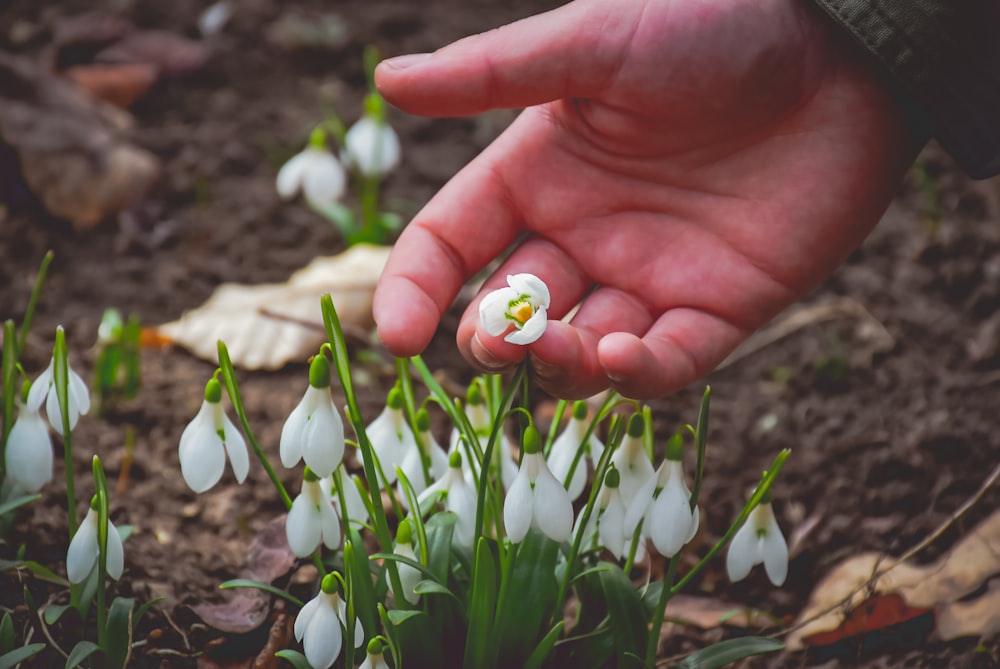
[2,1,1000,668]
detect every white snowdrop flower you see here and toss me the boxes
[363,387,415,487]
[359,639,391,669]
[276,132,347,210]
[294,574,363,669]
[178,378,249,493]
[448,385,517,491]
[624,437,699,558]
[727,498,788,587]
[66,499,125,584]
[344,97,401,178]
[610,414,656,507]
[4,400,54,493]
[504,427,574,544]
[27,339,91,436]
[389,519,422,605]
[416,451,478,547]
[548,400,605,502]
[280,355,345,478]
[479,273,550,345]
[574,466,628,560]
[398,408,449,508]
[321,466,370,528]
[286,469,341,557]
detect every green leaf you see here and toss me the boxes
[425,512,457,584]
[0,559,70,586]
[387,609,425,625]
[43,604,72,626]
[523,621,563,669]
[494,531,560,667]
[412,579,460,602]
[132,597,165,629]
[674,636,785,669]
[0,494,41,517]
[0,643,46,669]
[219,579,304,607]
[65,640,101,669]
[104,597,134,669]
[274,649,313,669]
[599,564,647,669]
[346,529,380,640]
[371,553,437,583]
[463,537,499,669]
[0,613,13,654]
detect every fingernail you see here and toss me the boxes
[471,334,507,371]
[380,53,432,70]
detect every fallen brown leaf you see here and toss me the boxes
[64,63,158,108]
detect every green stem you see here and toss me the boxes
[17,250,53,358]
[216,343,293,510]
[644,553,680,667]
[395,358,432,487]
[92,456,110,652]
[53,328,76,537]
[2,320,16,459]
[359,176,380,241]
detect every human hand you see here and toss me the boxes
[372,0,917,399]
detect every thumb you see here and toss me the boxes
[374,0,641,116]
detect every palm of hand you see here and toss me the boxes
[374,0,915,398]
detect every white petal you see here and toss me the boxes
[623,469,658,536]
[304,595,343,669]
[479,287,519,336]
[547,431,587,502]
[507,273,550,308]
[45,383,79,436]
[279,396,309,468]
[345,118,401,177]
[504,307,547,345]
[447,478,478,547]
[105,520,125,580]
[759,511,788,587]
[599,492,627,560]
[286,494,322,558]
[532,469,574,543]
[66,510,98,584]
[612,439,655,507]
[726,520,759,583]
[68,366,91,417]
[503,470,533,543]
[276,150,311,199]
[336,472,370,526]
[318,496,342,550]
[396,544,422,605]
[294,595,321,641]
[647,482,694,557]
[178,403,226,493]
[26,362,53,411]
[686,505,701,544]
[5,410,53,493]
[302,151,347,209]
[303,400,345,478]
[220,412,250,484]
[337,597,365,649]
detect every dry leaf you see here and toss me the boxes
[936,579,1000,641]
[663,594,774,629]
[156,245,390,370]
[788,510,1000,649]
[64,63,158,108]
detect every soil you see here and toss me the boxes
[1,0,999,668]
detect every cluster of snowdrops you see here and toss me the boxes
[174,280,791,669]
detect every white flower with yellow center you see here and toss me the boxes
[280,355,345,478]
[66,498,125,584]
[294,574,364,669]
[504,427,574,544]
[178,378,249,493]
[479,273,550,345]
[548,400,605,502]
[726,498,788,586]
[286,469,341,557]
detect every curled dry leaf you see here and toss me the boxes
[155,245,391,370]
[787,509,1000,650]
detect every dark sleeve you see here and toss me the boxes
[808,0,1000,179]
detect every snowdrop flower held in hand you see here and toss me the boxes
[389,518,422,605]
[286,468,341,558]
[727,494,788,586]
[344,93,401,178]
[67,496,125,584]
[280,354,345,478]
[504,426,574,544]
[295,573,364,669]
[364,386,415,487]
[416,450,478,547]
[27,331,91,436]
[178,377,249,493]
[276,129,347,210]
[479,273,550,345]
[4,393,54,493]
[624,435,699,558]
[548,400,605,502]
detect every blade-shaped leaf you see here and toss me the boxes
[464,537,499,669]
[0,494,41,517]
[0,643,46,669]
[599,564,648,669]
[495,531,560,667]
[105,597,134,669]
[274,649,312,669]
[674,636,785,668]
[0,613,13,654]
[65,640,101,669]
[523,621,564,669]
